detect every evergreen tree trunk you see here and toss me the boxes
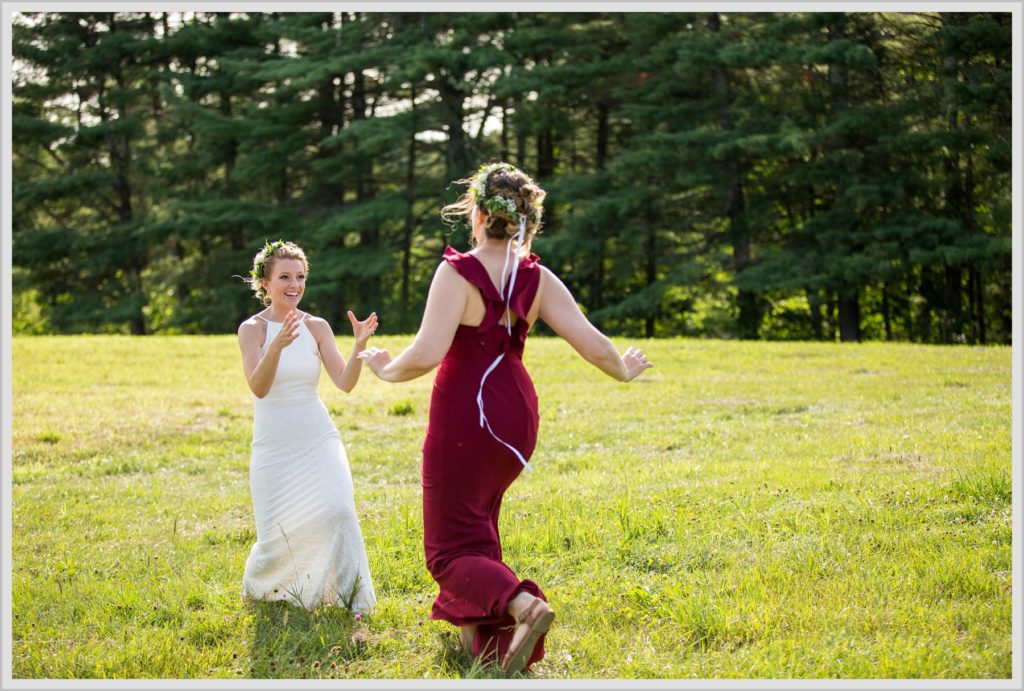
[515,124,527,170]
[352,67,380,314]
[729,182,758,338]
[944,267,963,341]
[828,14,859,342]
[826,294,837,341]
[591,101,609,315]
[940,12,966,343]
[838,295,860,342]
[401,89,418,331]
[710,12,758,339]
[146,13,166,121]
[882,282,892,340]
[219,91,237,184]
[537,129,555,177]
[352,70,369,199]
[807,289,824,341]
[973,267,986,344]
[537,128,556,232]
[217,79,247,259]
[644,219,657,338]
[596,101,609,171]
[964,113,978,343]
[270,36,289,205]
[438,74,469,180]
[315,15,343,206]
[500,103,510,161]
[101,17,147,335]
[918,267,938,342]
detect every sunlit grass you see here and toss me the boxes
[11,335,1012,678]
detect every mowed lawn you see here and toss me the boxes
[9,335,1013,679]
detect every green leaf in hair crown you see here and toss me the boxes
[251,239,288,280]
[263,239,287,254]
[471,162,522,221]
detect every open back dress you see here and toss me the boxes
[421,246,547,667]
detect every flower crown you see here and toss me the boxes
[249,239,289,281]
[470,162,540,224]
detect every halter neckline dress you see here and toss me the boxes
[421,246,548,668]
[242,315,376,613]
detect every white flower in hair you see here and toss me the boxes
[470,162,522,221]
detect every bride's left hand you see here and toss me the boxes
[348,311,378,348]
[357,347,392,377]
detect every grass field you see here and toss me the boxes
[9,335,1013,679]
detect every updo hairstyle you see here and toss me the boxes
[441,162,546,250]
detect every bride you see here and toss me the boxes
[236,240,377,613]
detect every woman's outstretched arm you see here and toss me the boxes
[359,261,466,382]
[307,311,377,393]
[537,266,652,382]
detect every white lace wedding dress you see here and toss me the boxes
[241,315,376,613]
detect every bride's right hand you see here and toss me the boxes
[268,311,301,353]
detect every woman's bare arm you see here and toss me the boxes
[237,311,301,398]
[359,261,466,382]
[537,266,651,382]
[307,311,376,393]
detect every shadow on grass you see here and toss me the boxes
[430,627,550,680]
[243,600,545,680]
[246,600,367,679]
[431,629,507,680]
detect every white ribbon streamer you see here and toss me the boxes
[476,218,532,472]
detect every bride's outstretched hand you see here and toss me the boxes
[622,346,653,382]
[267,310,301,353]
[348,311,378,349]
[357,347,392,378]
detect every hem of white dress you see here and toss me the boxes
[240,590,376,615]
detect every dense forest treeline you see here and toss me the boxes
[12,11,1012,342]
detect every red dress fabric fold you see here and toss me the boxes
[421,246,547,668]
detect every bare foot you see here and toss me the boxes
[506,591,536,620]
[459,625,476,653]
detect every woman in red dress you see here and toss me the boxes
[359,163,652,676]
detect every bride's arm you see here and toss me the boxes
[237,312,301,398]
[309,312,377,393]
[360,261,465,382]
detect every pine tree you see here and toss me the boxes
[14,12,167,333]
[12,11,1011,341]
[157,12,291,332]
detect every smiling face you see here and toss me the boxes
[261,258,306,309]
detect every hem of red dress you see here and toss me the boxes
[429,579,540,628]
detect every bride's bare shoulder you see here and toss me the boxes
[238,314,268,345]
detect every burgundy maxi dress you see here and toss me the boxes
[421,245,547,667]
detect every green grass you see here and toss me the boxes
[10,335,1013,679]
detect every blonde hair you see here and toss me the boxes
[244,240,308,305]
[441,162,546,251]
